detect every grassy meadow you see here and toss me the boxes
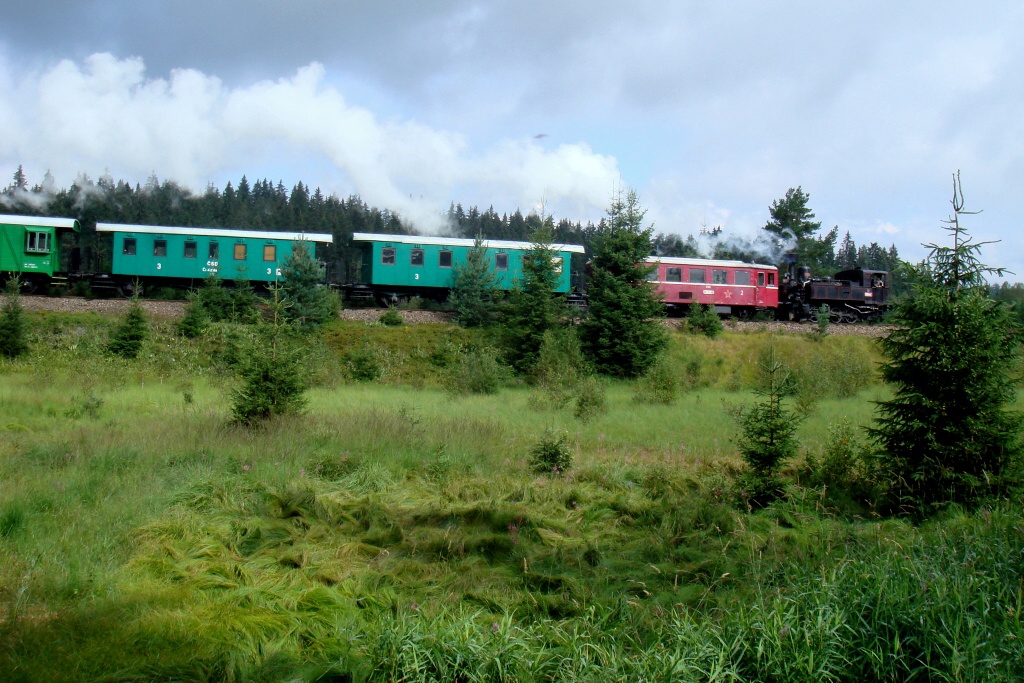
[0,311,1022,681]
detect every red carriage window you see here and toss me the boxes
[688,269,706,284]
[758,273,765,286]
[735,271,750,286]
[768,273,775,285]
[666,267,682,282]
[712,269,728,284]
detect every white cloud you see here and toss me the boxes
[0,53,622,231]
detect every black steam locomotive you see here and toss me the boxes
[778,258,890,323]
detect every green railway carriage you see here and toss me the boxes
[0,214,81,290]
[95,223,333,295]
[348,232,586,304]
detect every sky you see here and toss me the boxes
[0,1,1021,278]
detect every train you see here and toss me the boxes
[0,213,332,296]
[0,214,890,321]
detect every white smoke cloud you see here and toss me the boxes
[0,53,622,230]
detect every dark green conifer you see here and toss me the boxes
[0,279,29,359]
[448,235,500,328]
[279,242,338,329]
[580,189,667,377]
[107,298,148,359]
[871,173,1022,514]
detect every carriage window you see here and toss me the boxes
[263,245,276,261]
[410,249,424,266]
[123,238,137,256]
[381,247,396,265]
[768,273,775,285]
[234,243,247,260]
[495,253,508,271]
[735,271,750,286]
[184,241,197,259]
[554,257,564,275]
[646,266,659,282]
[153,240,167,257]
[666,267,682,282]
[439,250,453,268]
[688,269,706,284]
[208,242,219,260]
[25,231,51,253]
[758,273,765,287]
[712,269,728,284]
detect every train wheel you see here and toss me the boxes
[118,282,142,298]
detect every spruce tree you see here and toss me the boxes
[871,173,1022,515]
[448,235,500,327]
[107,298,148,359]
[279,241,338,329]
[230,289,308,425]
[580,189,667,377]
[0,279,29,359]
[501,218,566,374]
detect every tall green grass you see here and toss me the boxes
[1,312,1019,681]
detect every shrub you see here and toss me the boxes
[685,303,724,338]
[0,279,29,359]
[533,327,588,408]
[230,326,308,425]
[176,294,209,338]
[633,353,679,405]
[529,428,573,475]
[379,307,404,326]
[107,300,148,359]
[448,235,500,327]
[345,347,384,382]
[573,376,607,423]
[735,338,801,502]
[445,347,510,395]
[279,242,339,328]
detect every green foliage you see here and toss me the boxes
[192,273,262,324]
[529,428,574,475]
[684,302,723,338]
[0,279,29,359]
[445,347,511,395]
[573,376,607,423]
[176,293,209,338]
[871,174,1023,515]
[501,219,568,373]
[735,339,801,497]
[580,189,668,377]
[279,241,339,328]
[812,304,830,339]
[448,235,501,327]
[533,327,589,407]
[229,275,264,324]
[65,391,104,419]
[230,296,308,425]
[344,346,384,382]
[763,186,837,272]
[378,306,404,326]
[633,354,679,405]
[106,299,148,359]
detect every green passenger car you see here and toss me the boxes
[0,214,81,290]
[350,233,586,303]
[96,224,333,294]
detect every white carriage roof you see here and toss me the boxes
[351,232,586,254]
[646,255,777,270]
[0,214,80,230]
[96,223,332,243]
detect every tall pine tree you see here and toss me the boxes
[580,189,667,377]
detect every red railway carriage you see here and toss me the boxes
[644,257,779,317]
